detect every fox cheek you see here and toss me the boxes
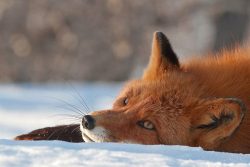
[106,124,159,144]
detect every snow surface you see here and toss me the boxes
[0,83,250,167]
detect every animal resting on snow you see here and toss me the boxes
[15,32,250,154]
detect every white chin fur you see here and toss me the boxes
[80,122,109,142]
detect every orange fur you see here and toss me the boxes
[90,33,250,153]
[15,32,250,154]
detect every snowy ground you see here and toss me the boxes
[0,83,250,167]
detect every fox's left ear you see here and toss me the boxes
[191,98,246,150]
[143,31,180,80]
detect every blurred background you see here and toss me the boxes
[1,0,250,139]
[0,0,250,82]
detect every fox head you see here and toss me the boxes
[81,32,246,151]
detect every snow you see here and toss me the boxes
[1,140,250,167]
[0,83,121,139]
[0,83,250,167]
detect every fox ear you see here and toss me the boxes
[143,31,179,80]
[192,98,246,150]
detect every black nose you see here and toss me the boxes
[82,115,95,130]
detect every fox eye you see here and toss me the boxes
[123,98,129,105]
[137,120,155,130]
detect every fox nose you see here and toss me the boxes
[82,115,95,130]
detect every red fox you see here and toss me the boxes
[15,32,250,154]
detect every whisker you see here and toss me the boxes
[44,95,87,116]
[54,112,82,122]
[48,114,82,125]
[54,104,85,117]
[47,123,78,140]
[52,97,86,116]
[72,126,81,134]
[67,82,92,113]
[53,113,82,119]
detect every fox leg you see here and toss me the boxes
[14,124,84,143]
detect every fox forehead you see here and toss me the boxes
[115,77,200,114]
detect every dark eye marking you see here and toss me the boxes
[137,120,155,130]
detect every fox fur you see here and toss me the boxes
[15,32,250,154]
